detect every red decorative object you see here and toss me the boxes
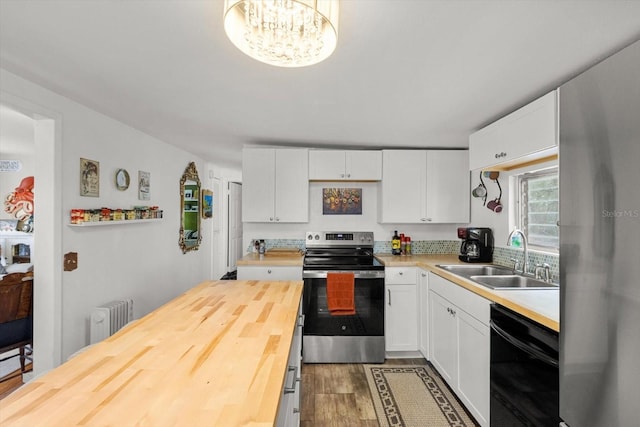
[4,176,34,221]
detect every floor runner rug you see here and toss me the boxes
[364,364,478,427]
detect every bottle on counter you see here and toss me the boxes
[405,236,412,255]
[392,230,401,255]
[400,235,406,255]
[259,240,266,255]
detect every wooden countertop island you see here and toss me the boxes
[0,280,303,427]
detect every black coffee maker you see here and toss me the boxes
[458,227,494,263]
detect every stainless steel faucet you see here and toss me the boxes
[507,229,529,275]
[535,263,552,283]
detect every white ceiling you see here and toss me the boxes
[1,1,639,168]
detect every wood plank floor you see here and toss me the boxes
[301,358,427,427]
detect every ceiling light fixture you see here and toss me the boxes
[223,0,339,68]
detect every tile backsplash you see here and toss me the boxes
[246,238,559,282]
[493,247,560,282]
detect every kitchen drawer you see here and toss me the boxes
[385,267,416,285]
[236,266,302,281]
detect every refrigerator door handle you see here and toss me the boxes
[490,320,558,368]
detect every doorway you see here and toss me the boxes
[0,95,63,375]
[227,182,242,274]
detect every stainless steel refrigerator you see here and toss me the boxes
[559,40,640,427]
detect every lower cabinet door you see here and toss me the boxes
[385,284,418,351]
[429,291,457,385]
[457,310,489,426]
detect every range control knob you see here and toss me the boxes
[307,235,313,240]
[315,234,320,240]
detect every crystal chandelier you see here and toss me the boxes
[223,0,339,67]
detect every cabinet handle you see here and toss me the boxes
[340,174,345,178]
[267,269,272,274]
[388,289,391,306]
[420,218,427,222]
[269,217,274,221]
[398,271,403,275]
[298,314,305,328]
[426,218,432,222]
[284,366,298,394]
[347,173,351,178]
[421,273,427,277]
[275,217,279,222]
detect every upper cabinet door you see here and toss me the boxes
[469,90,558,171]
[309,150,382,180]
[425,150,470,223]
[308,150,345,180]
[242,148,309,223]
[379,150,469,223]
[379,150,427,223]
[242,148,276,222]
[274,148,309,222]
[346,150,382,180]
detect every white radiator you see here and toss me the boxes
[90,299,134,344]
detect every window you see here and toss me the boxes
[517,167,559,250]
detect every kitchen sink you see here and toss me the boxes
[436,264,514,277]
[436,264,559,290]
[469,275,559,290]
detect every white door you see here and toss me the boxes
[228,182,243,272]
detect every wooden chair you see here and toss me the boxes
[0,272,34,380]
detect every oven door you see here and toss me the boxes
[302,270,385,363]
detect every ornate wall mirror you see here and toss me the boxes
[179,161,202,254]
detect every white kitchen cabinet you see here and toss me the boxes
[236,266,302,281]
[429,272,490,427]
[378,150,470,223]
[276,298,303,427]
[242,148,309,223]
[429,290,457,384]
[385,267,418,352]
[308,150,382,181]
[418,269,430,359]
[469,90,557,171]
[457,309,490,427]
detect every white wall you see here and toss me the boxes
[243,181,466,253]
[1,68,225,364]
[468,159,558,250]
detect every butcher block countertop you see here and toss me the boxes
[0,280,303,427]
[376,254,559,332]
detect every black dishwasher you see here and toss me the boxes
[490,304,559,427]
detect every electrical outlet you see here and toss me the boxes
[64,252,78,271]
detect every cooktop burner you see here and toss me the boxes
[303,231,383,271]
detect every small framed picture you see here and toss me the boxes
[80,158,100,197]
[201,189,213,219]
[138,170,150,200]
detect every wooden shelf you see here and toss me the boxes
[67,218,162,227]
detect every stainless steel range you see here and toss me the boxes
[302,231,385,363]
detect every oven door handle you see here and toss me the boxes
[490,320,558,368]
[302,271,385,279]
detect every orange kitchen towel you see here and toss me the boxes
[326,272,356,316]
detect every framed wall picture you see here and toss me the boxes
[138,170,150,200]
[115,168,130,191]
[80,158,100,197]
[201,189,213,219]
[322,188,362,215]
